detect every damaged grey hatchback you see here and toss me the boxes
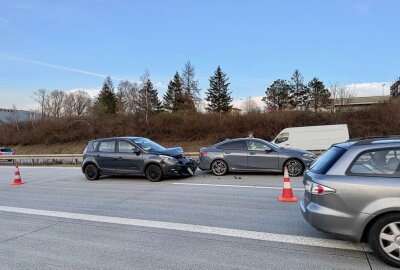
[82,137,197,182]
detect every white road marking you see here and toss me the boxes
[172,182,305,191]
[0,166,79,169]
[0,205,362,251]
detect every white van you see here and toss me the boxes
[272,124,349,151]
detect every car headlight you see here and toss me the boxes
[302,153,317,159]
[159,155,178,163]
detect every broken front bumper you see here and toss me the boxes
[161,157,198,177]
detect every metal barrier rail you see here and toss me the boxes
[0,153,200,166]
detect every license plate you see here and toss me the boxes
[187,167,194,176]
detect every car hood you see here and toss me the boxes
[149,147,184,158]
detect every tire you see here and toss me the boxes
[145,164,163,182]
[284,159,304,177]
[84,164,100,180]
[211,160,228,176]
[368,213,400,268]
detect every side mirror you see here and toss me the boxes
[133,149,141,156]
[265,148,273,152]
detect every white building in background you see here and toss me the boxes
[0,108,41,124]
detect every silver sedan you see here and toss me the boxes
[198,138,316,177]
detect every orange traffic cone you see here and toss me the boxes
[278,166,297,202]
[11,164,25,185]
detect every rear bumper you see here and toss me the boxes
[300,197,370,241]
[198,156,211,170]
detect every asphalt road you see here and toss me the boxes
[0,166,396,270]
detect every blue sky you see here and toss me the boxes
[0,0,399,109]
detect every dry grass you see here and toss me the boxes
[2,100,400,154]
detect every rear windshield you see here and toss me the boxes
[309,146,347,174]
[0,148,12,152]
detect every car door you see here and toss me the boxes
[95,140,117,174]
[217,141,247,170]
[116,140,144,175]
[246,140,279,170]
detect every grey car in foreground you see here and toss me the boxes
[198,138,316,177]
[82,137,197,182]
[300,137,400,267]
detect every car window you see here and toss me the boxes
[246,140,272,151]
[0,148,12,152]
[310,146,347,174]
[98,141,116,152]
[275,133,289,144]
[348,148,400,176]
[119,141,137,153]
[218,141,245,150]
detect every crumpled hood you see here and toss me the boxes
[150,147,184,157]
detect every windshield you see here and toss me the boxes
[131,138,166,152]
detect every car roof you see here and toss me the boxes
[347,136,400,147]
[213,138,271,146]
[91,137,144,142]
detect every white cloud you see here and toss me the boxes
[342,82,391,97]
[67,88,100,98]
[231,96,265,110]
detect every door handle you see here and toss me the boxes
[224,152,231,154]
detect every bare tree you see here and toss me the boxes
[124,82,140,115]
[47,90,66,117]
[73,90,92,116]
[117,80,138,114]
[32,89,49,119]
[242,97,260,113]
[63,93,76,116]
[182,61,201,109]
[330,83,356,113]
[10,104,20,132]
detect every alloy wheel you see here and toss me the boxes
[379,222,400,261]
[212,160,227,176]
[285,159,303,177]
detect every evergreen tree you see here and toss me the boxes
[206,66,233,112]
[164,72,183,112]
[93,76,117,114]
[262,79,291,111]
[308,77,332,111]
[138,78,163,117]
[289,69,310,110]
[164,72,195,112]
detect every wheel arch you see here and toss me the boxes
[144,162,164,175]
[82,161,101,175]
[361,211,400,243]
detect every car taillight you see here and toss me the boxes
[199,151,208,156]
[306,180,336,195]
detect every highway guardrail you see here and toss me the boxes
[0,153,200,166]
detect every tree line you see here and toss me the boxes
[31,63,355,121]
